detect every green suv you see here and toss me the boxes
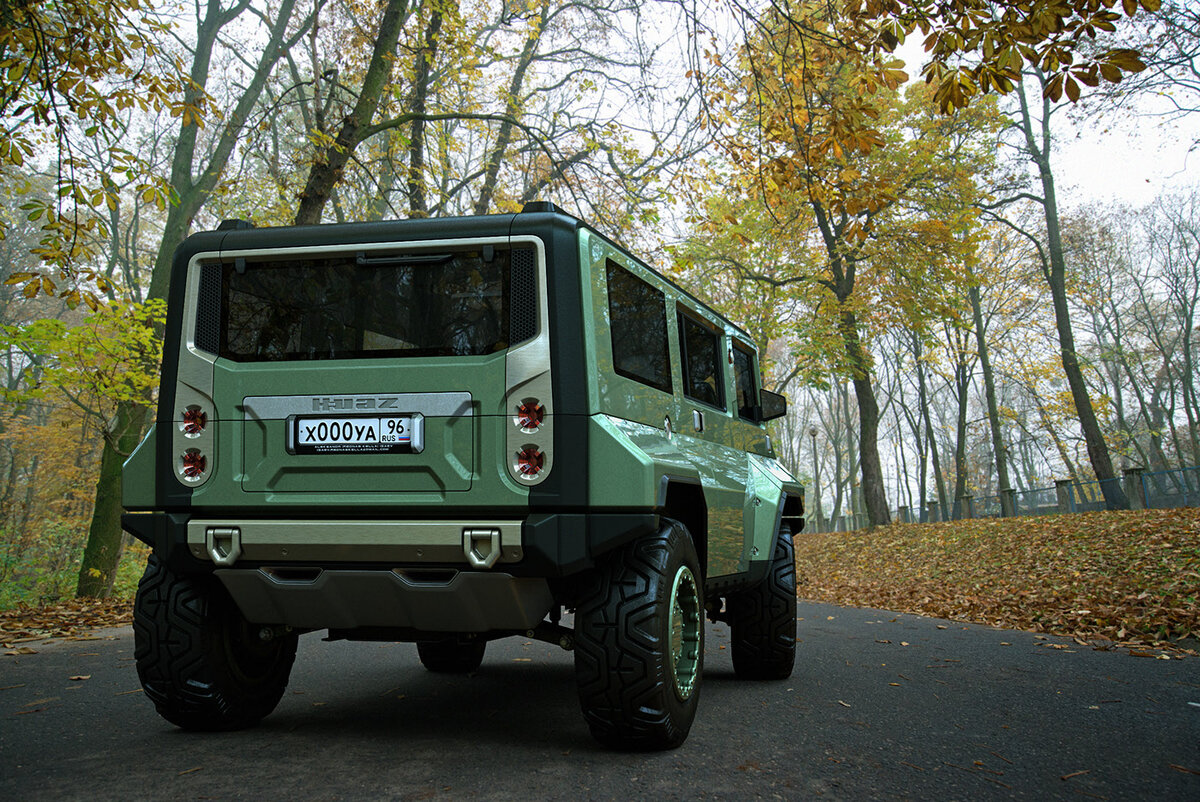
[123,202,804,750]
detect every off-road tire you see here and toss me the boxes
[574,519,703,750]
[728,523,796,680]
[416,639,486,673]
[133,554,298,730]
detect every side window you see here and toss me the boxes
[606,260,672,393]
[732,342,759,421]
[678,312,725,410]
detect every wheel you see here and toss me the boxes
[574,518,703,750]
[133,554,298,730]
[416,639,486,673]
[728,523,797,680]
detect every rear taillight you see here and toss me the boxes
[180,448,207,481]
[181,406,207,437]
[515,399,545,432]
[514,445,545,477]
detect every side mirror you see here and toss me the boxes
[759,389,787,422]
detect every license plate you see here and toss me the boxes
[288,414,424,454]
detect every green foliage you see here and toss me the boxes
[0,523,84,609]
[1,299,167,425]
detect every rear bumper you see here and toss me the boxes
[122,510,657,577]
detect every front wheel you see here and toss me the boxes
[728,523,797,680]
[574,519,704,750]
[133,555,298,730]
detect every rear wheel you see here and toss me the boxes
[728,523,797,680]
[133,555,298,730]
[574,519,703,750]
[416,639,486,673]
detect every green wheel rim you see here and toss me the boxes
[668,564,701,700]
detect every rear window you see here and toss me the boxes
[218,248,514,362]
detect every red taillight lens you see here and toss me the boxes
[515,400,545,431]
[181,407,207,437]
[180,449,207,480]
[515,446,545,476]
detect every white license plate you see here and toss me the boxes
[289,415,424,454]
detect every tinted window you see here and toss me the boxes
[606,260,671,393]
[220,249,510,362]
[732,342,758,420]
[679,312,724,409]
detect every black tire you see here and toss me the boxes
[728,523,797,680]
[133,554,298,731]
[416,639,486,673]
[574,519,703,751]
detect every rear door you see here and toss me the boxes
[200,241,516,501]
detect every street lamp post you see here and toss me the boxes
[809,424,821,533]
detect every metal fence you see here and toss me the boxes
[1013,486,1058,517]
[1143,466,1200,509]
[873,465,1200,529]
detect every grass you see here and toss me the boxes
[794,507,1200,651]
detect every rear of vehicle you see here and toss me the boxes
[123,205,802,749]
[124,210,582,725]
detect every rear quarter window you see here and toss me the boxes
[606,260,672,393]
[678,312,725,410]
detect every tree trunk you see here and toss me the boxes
[473,0,547,215]
[406,8,443,216]
[840,308,890,526]
[914,336,948,515]
[294,0,409,226]
[1015,78,1127,509]
[76,403,147,597]
[969,282,1012,498]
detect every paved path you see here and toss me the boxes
[2,601,1197,800]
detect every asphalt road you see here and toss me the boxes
[2,601,1198,800]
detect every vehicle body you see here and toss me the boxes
[123,202,804,749]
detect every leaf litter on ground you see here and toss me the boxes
[794,508,1200,655]
[1,597,131,647]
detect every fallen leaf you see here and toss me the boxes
[5,647,36,656]
[837,700,851,708]
[69,675,91,681]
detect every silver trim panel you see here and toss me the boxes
[186,518,523,565]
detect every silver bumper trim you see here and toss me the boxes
[186,519,524,565]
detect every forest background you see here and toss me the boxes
[0,0,1196,608]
